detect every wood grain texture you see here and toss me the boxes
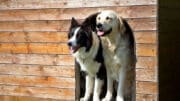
[0,43,156,56]
[136,57,157,69]
[0,54,74,66]
[0,75,75,88]
[136,69,156,82]
[136,44,157,56]
[0,64,74,77]
[0,85,75,100]
[136,94,157,101]
[0,18,156,31]
[0,95,66,101]
[0,31,157,44]
[0,32,67,43]
[136,81,158,94]
[0,0,157,9]
[0,55,156,71]
[0,6,156,21]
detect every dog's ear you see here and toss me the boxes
[70,17,79,28]
[82,12,100,31]
[118,17,126,33]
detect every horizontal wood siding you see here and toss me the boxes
[0,0,158,100]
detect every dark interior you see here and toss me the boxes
[159,0,180,100]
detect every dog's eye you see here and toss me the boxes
[106,16,110,20]
[76,33,80,38]
[98,17,101,20]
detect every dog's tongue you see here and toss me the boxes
[97,31,104,36]
[70,47,75,53]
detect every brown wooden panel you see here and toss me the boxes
[0,43,69,54]
[128,18,156,31]
[0,95,65,101]
[0,54,155,69]
[136,69,156,82]
[0,18,156,31]
[0,75,75,88]
[136,81,158,94]
[0,31,156,44]
[136,57,157,69]
[135,31,157,44]
[0,64,74,77]
[0,85,75,100]
[0,54,74,66]
[0,6,156,21]
[136,44,157,56]
[0,0,156,9]
[136,94,157,101]
[0,32,67,43]
[0,43,156,56]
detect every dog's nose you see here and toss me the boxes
[67,42,72,46]
[97,23,102,28]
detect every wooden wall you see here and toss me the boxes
[0,0,158,100]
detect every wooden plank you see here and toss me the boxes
[0,43,67,54]
[0,31,156,44]
[0,75,75,88]
[0,43,156,56]
[136,69,156,82]
[0,54,74,66]
[136,94,157,101]
[0,95,64,101]
[135,31,157,44]
[128,18,156,31]
[0,85,75,100]
[0,54,156,69]
[136,57,157,69]
[0,43,69,54]
[0,18,156,31]
[0,32,67,43]
[0,5,157,21]
[136,81,158,94]
[0,0,157,9]
[0,64,74,77]
[136,44,157,56]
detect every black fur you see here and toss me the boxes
[68,14,107,101]
[68,18,93,52]
[122,19,135,50]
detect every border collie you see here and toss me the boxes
[67,14,106,101]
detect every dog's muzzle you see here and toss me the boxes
[96,23,112,36]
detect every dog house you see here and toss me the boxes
[0,0,179,101]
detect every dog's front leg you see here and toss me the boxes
[116,67,126,101]
[80,75,94,101]
[102,71,113,101]
[93,77,104,101]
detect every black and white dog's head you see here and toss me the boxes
[67,13,99,54]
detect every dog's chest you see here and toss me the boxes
[77,57,100,77]
[103,42,129,80]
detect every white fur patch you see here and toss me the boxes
[68,27,80,46]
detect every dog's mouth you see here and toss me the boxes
[69,45,80,54]
[97,28,112,36]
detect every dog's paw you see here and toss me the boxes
[93,97,100,101]
[102,97,111,101]
[116,96,124,101]
[80,97,88,101]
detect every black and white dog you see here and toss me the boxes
[67,14,106,101]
